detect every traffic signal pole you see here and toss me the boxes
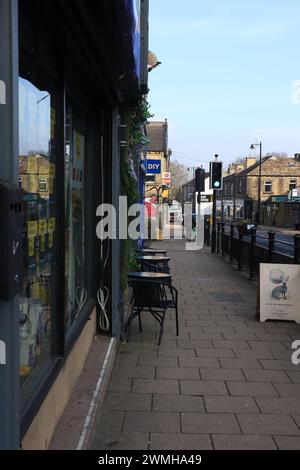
[211,190,217,253]
[210,155,222,254]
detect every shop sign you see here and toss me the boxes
[162,172,171,184]
[146,160,161,174]
[199,194,211,203]
[260,263,300,323]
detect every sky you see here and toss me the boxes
[148,0,300,170]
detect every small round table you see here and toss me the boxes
[136,255,170,273]
[136,249,167,256]
[128,271,171,281]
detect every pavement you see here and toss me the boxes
[91,239,300,450]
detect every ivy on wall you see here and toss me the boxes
[119,96,153,292]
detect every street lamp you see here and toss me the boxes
[250,141,262,224]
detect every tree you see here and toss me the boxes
[169,160,190,201]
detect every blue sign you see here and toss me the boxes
[146,160,161,174]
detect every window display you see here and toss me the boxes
[65,107,87,329]
[19,77,55,381]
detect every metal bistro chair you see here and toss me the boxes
[126,272,179,346]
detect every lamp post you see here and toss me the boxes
[250,141,262,224]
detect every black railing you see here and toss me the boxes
[204,222,300,278]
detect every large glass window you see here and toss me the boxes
[65,107,87,330]
[19,77,56,384]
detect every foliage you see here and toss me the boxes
[119,96,153,292]
[169,160,190,200]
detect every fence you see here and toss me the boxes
[204,220,300,278]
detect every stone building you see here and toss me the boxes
[145,120,171,201]
[218,155,300,223]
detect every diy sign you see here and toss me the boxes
[146,160,161,174]
[260,263,300,323]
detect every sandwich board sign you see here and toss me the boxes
[259,263,300,323]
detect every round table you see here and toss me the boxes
[136,255,171,274]
[137,249,167,255]
[128,271,171,280]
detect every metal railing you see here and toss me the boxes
[204,220,300,278]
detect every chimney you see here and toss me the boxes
[244,157,257,169]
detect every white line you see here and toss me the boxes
[77,337,115,450]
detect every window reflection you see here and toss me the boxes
[19,77,55,381]
[65,107,86,329]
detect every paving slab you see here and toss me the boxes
[90,240,300,450]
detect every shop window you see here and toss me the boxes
[18,77,56,383]
[65,107,87,331]
[289,179,297,190]
[264,181,272,193]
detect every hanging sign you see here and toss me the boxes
[146,160,161,174]
[162,172,171,184]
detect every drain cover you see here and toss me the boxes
[210,292,244,302]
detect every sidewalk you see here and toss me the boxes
[91,239,300,450]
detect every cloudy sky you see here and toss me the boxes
[148,0,300,169]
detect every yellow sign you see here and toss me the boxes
[38,219,47,235]
[27,220,38,238]
[48,218,55,232]
[28,238,35,257]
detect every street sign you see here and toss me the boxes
[260,264,300,323]
[146,160,161,174]
[162,172,171,184]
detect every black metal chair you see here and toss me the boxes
[126,275,178,345]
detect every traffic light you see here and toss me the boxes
[195,168,205,192]
[210,161,223,190]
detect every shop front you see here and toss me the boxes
[0,0,146,450]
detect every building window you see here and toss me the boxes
[264,181,272,193]
[230,183,234,196]
[38,178,48,192]
[146,175,155,182]
[289,179,297,190]
[238,179,243,194]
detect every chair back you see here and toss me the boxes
[130,279,163,308]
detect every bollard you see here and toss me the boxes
[221,223,225,256]
[216,222,221,254]
[249,228,256,279]
[294,234,300,264]
[268,231,276,263]
[229,223,235,263]
[237,231,243,271]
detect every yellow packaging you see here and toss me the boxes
[28,237,35,257]
[48,232,53,248]
[48,218,55,232]
[38,219,47,235]
[27,220,38,238]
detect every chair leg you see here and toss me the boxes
[175,304,179,337]
[158,310,167,346]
